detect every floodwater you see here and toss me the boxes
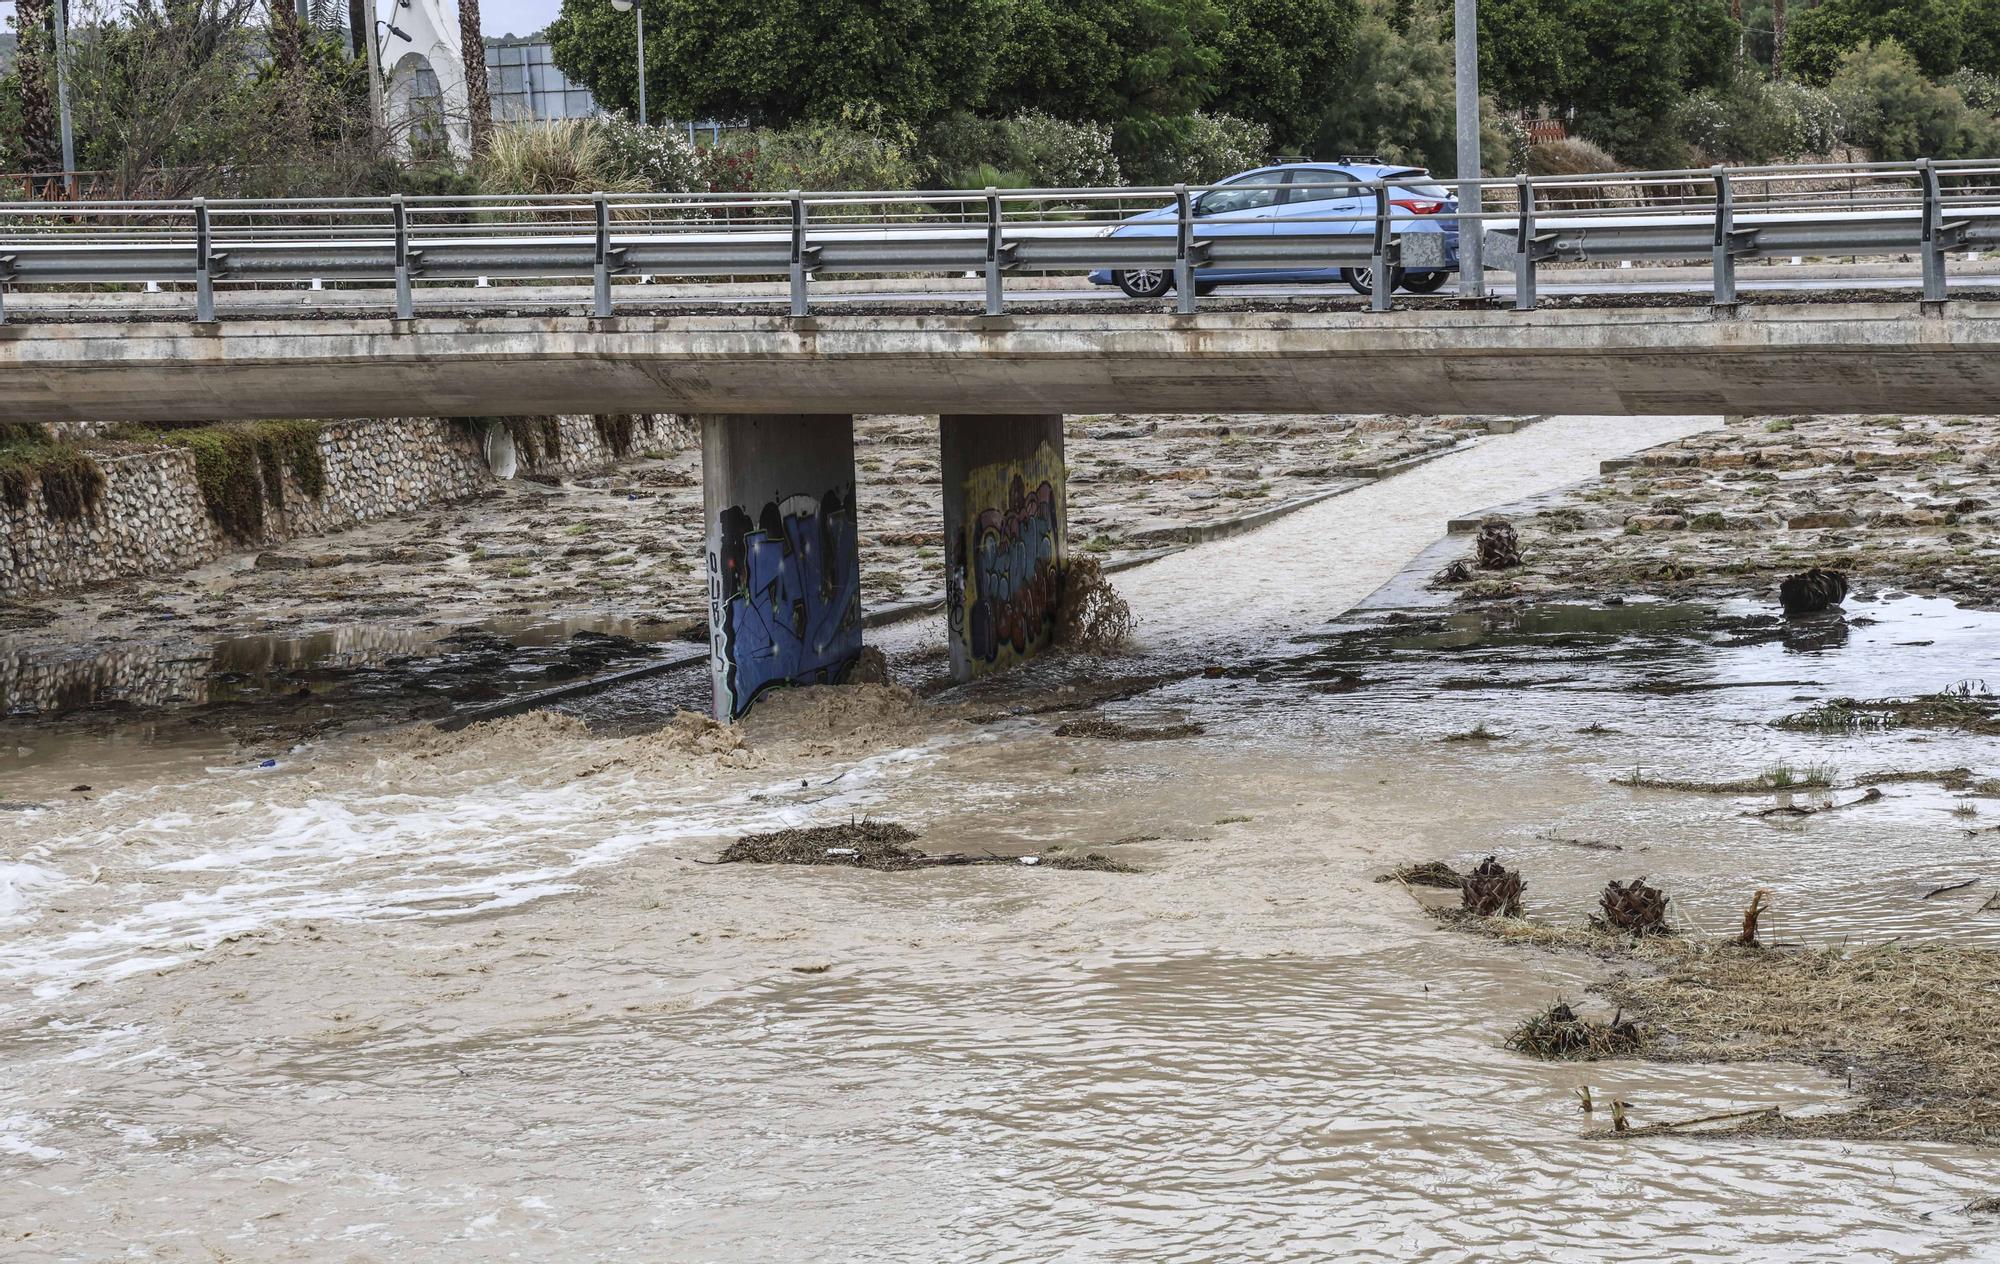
[4,416,1999,1261]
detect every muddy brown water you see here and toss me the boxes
[4,416,1999,1260]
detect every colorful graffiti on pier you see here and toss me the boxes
[708,487,862,718]
[950,441,1065,673]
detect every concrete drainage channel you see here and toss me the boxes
[432,426,1526,731]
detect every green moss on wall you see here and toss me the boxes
[137,421,328,541]
[0,427,107,524]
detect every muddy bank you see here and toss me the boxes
[1435,413,2000,610]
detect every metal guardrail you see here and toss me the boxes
[2,157,1999,322]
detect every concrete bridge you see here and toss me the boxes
[7,297,1998,720]
[4,300,1999,423]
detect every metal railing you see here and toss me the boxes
[2,157,1998,322]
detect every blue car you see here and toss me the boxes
[1087,160,1459,298]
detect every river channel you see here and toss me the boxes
[2,416,1996,1261]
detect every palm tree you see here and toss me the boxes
[458,0,492,154]
[15,0,60,172]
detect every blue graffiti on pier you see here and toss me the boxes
[710,488,862,718]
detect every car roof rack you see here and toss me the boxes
[1337,154,1385,164]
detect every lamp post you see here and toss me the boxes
[1454,0,1485,300]
[610,0,646,126]
[53,0,77,197]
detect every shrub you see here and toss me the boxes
[1524,137,1622,176]
[1827,40,2000,160]
[747,106,922,192]
[1944,68,2000,116]
[476,119,648,196]
[1674,75,1843,163]
[597,115,700,192]
[1008,111,1121,188]
[1141,111,1272,185]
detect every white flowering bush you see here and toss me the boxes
[1008,111,1122,188]
[597,115,700,193]
[1150,112,1273,185]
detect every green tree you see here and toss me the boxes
[1827,38,2000,158]
[987,0,1224,156]
[547,0,1004,127]
[1784,0,1965,83]
[1210,0,1359,152]
[1312,0,1513,174]
[1965,0,2000,77]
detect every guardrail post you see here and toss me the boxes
[1368,182,1392,313]
[392,194,413,320]
[193,198,215,323]
[593,192,613,318]
[1920,158,1947,303]
[1711,166,1736,307]
[983,187,1004,316]
[1173,184,1196,314]
[788,190,809,317]
[1513,175,1537,312]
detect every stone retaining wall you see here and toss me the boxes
[1,414,692,597]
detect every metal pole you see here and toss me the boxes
[634,6,647,127]
[1369,181,1393,313]
[392,194,413,319]
[983,187,1004,316]
[1173,184,1195,314]
[593,192,613,317]
[363,0,387,143]
[1512,175,1536,311]
[1453,0,1485,300]
[788,191,808,317]
[53,0,77,196]
[193,199,215,323]
[1711,166,1737,307]
[1920,159,1947,303]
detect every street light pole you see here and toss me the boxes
[1454,0,1485,300]
[52,0,77,196]
[610,0,646,125]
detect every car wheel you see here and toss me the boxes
[1401,270,1450,295]
[1341,265,1405,297]
[1115,269,1173,299]
[1194,280,1219,296]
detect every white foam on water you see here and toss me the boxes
[0,730,959,1011]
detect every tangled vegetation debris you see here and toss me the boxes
[1376,860,1464,888]
[1507,1000,1644,1060]
[1461,856,1525,917]
[1596,878,1673,935]
[1053,556,1135,653]
[1612,761,1837,794]
[1434,904,2000,1144]
[1053,718,1204,740]
[714,821,1139,874]
[1775,688,2000,736]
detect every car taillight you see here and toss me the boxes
[1391,199,1444,214]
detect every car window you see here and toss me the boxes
[1195,174,1286,216]
[1385,169,1452,199]
[1285,169,1365,202]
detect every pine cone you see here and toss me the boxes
[1597,877,1671,934]
[1461,855,1525,917]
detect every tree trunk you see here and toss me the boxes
[348,0,366,58]
[268,0,306,83]
[459,0,492,154]
[1772,0,1788,78]
[15,0,60,173]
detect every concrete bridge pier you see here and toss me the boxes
[702,414,864,721]
[940,414,1068,682]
